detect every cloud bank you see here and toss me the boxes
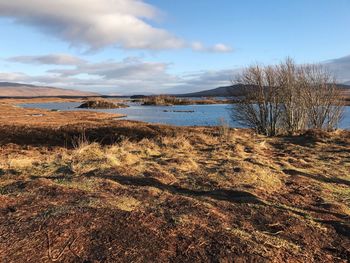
[1,54,236,94]
[324,55,350,83]
[0,0,232,52]
[7,54,86,65]
[3,53,349,95]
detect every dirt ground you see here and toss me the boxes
[0,99,349,262]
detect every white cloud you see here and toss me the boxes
[191,42,206,52]
[0,0,232,53]
[4,53,349,96]
[211,43,233,53]
[0,0,184,50]
[191,42,233,53]
[47,57,169,80]
[7,54,86,65]
[0,53,238,94]
[165,69,240,94]
[0,72,28,82]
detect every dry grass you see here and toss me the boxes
[1,127,348,200]
[0,98,124,128]
[0,99,349,262]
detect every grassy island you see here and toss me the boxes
[141,95,232,106]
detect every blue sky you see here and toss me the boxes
[0,0,349,94]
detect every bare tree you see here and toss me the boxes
[232,64,283,136]
[231,58,344,136]
[300,64,344,130]
[278,58,308,134]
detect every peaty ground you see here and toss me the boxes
[0,99,349,262]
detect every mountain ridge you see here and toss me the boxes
[175,83,350,97]
[175,84,247,97]
[0,82,99,97]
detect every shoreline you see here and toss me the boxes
[2,98,349,131]
[0,98,126,128]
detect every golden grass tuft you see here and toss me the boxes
[87,196,141,212]
[160,135,194,150]
[7,157,34,170]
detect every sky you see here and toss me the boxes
[0,0,349,95]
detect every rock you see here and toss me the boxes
[233,167,242,173]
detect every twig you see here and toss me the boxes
[47,231,77,262]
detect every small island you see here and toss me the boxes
[141,95,232,106]
[77,99,129,109]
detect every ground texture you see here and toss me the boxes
[0,99,349,262]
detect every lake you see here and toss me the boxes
[20,101,350,129]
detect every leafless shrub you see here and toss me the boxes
[277,58,308,134]
[231,58,344,136]
[232,64,283,136]
[300,65,344,130]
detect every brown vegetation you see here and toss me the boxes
[0,98,125,128]
[0,99,349,262]
[77,99,129,109]
[142,95,231,106]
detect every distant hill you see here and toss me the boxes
[176,84,248,97]
[0,82,99,97]
[335,84,350,99]
[176,83,350,98]
[344,81,350,85]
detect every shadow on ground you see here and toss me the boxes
[283,169,350,186]
[89,173,265,205]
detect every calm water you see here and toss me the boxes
[20,101,350,129]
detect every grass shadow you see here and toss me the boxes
[88,173,264,205]
[283,169,350,187]
[316,220,350,238]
